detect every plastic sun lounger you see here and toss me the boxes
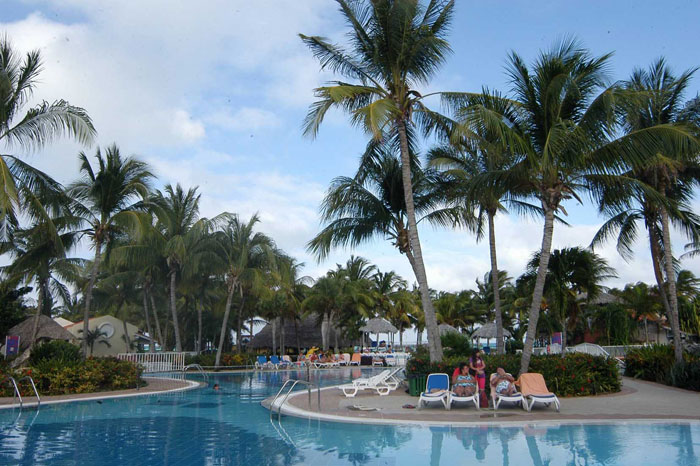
[281,355,295,367]
[339,370,392,397]
[490,373,526,411]
[255,356,272,370]
[518,373,560,412]
[270,355,289,368]
[449,385,479,410]
[419,373,450,409]
[341,353,351,366]
[349,353,361,366]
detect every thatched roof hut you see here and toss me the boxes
[360,318,397,334]
[439,323,459,335]
[471,322,512,340]
[249,315,352,350]
[6,315,76,351]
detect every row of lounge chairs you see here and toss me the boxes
[419,372,560,412]
[254,353,364,370]
[255,355,296,369]
[338,367,404,397]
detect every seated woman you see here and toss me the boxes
[452,363,477,397]
[491,367,517,396]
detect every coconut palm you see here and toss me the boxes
[0,37,95,238]
[613,282,661,343]
[69,145,153,357]
[213,213,275,365]
[300,0,456,361]
[443,40,699,372]
[593,59,700,362]
[525,247,616,354]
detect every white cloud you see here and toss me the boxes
[207,107,281,132]
[171,110,205,142]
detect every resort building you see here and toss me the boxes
[62,315,148,357]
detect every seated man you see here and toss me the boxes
[491,367,517,396]
[452,363,477,397]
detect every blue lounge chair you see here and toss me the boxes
[270,355,289,369]
[419,373,450,409]
[255,355,271,370]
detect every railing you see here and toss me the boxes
[3,375,40,408]
[600,345,645,358]
[117,352,186,373]
[182,364,209,381]
[269,379,321,422]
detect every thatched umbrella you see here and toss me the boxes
[471,322,511,350]
[249,315,351,352]
[5,315,76,352]
[438,323,459,335]
[359,318,397,349]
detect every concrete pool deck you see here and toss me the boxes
[267,377,700,426]
[0,376,201,409]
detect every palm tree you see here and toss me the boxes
[78,327,111,357]
[525,247,616,354]
[213,213,275,365]
[300,0,456,362]
[0,190,83,348]
[69,145,153,357]
[0,37,95,237]
[594,59,700,362]
[149,184,214,352]
[614,282,661,343]
[444,40,699,373]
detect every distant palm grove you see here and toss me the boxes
[1,0,699,371]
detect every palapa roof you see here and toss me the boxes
[249,315,352,350]
[438,323,459,335]
[471,322,512,339]
[6,315,76,351]
[360,317,398,334]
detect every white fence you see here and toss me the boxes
[600,345,645,358]
[117,352,186,373]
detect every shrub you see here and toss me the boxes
[626,344,700,391]
[29,340,81,367]
[30,357,142,395]
[185,352,257,368]
[440,333,472,358]
[406,352,620,397]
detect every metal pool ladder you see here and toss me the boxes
[4,375,41,408]
[269,379,320,422]
[182,364,209,381]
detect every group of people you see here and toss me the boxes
[451,350,517,407]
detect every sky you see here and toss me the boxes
[1,0,699,296]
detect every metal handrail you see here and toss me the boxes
[4,376,22,407]
[18,376,40,407]
[269,379,321,422]
[182,364,209,381]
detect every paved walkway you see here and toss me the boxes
[277,377,700,425]
[0,376,199,409]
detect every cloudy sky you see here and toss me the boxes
[2,0,699,293]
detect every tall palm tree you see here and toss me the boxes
[69,145,153,357]
[613,282,661,343]
[0,37,95,238]
[444,40,699,373]
[213,213,275,365]
[300,0,456,362]
[594,59,700,362]
[525,247,616,354]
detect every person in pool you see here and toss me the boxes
[213,384,220,391]
[490,367,517,396]
[451,363,477,397]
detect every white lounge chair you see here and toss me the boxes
[339,370,392,397]
[490,373,526,411]
[518,373,560,412]
[340,353,351,366]
[418,373,450,409]
[449,388,479,410]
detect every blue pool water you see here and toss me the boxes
[0,368,698,465]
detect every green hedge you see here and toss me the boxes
[406,352,620,397]
[185,352,258,367]
[625,345,700,391]
[1,357,143,396]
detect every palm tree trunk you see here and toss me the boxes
[149,291,164,348]
[644,316,649,344]
[169,268,182,352]
[488,211,504,354]
[272,318,278,356]
[215,283,235,367]
[197,298,203,355]
[236,295,243,353]
[280,318,286,355]
[82,238,103,358]
[294,318,300,352]
[520,205,555,374]
[660,206,683,362]
[142,289,154,353]
[30,279,46,350]
[649,227,672,317]
[396,120,443,362]
[321,313,329,351]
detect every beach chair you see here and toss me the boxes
[518,373,560,412]
[270,355,292,369]
[339,369,392,397]
[449,384,479,410]
[282,355,295,367]
[255,355,272,370]
[418,373,450,409]
[341,353,351,366]
[490,373,526,411]
[349,353,361,366]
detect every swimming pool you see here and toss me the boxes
[0,368,698,465]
